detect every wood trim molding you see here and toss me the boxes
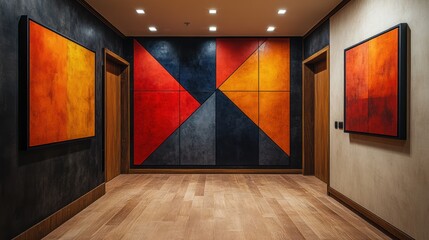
[303,0,351,39]
[76,0,125,38]
[129,169,302,174]
[302,46,330,64]
[302,46,330,181]
[328,187,414,240]
[105,48,129,67]
[104,48,131,178]
[13,183,105,240]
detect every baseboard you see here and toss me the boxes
[13,183,106,240]
[328,187,414,240]
[129,168,302,174]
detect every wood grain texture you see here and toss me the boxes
[302,64,315,175]
[129,169,302,174]
[104,48,131,178]
[314,60,329,183]
[106,61,122,181]
[302,47,330,182]
[45,175,388,240]
[13,184,105,240]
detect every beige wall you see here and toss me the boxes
[329,0,429,239]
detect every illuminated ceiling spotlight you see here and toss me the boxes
[267,26,276,32]
[278,9,287,15]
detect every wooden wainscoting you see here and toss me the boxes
[129,169,302,174]
[328,187,414,240]
[13,184,105,240]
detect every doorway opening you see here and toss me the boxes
[104,49,130,182]
[302,47,330,184]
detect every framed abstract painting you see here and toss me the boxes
[344,23,407,139]
[20,16,96,148]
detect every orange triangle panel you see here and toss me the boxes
[259,92,290,155]
[259,38,290,91]
[216,38,259,88]
[180,91,201,124]
[219,51,258,91]
[133,40,179,91]
[223,92,258,126]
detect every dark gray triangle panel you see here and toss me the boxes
[180,92,216,165]
[142,128,179,166]
[259,130,290,166]
[216,90,259,166]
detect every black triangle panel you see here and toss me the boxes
[136,38,182,81]
[142,128,179,166]
[259,130,290,166]
[215,90,259,166]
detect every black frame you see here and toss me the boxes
[19,15,97,150]
[343,23,407,140]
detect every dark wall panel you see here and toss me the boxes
[137,38,181,80]
[304,20,330,59]
[180,93,216,165]
[259,130,290,166]
[216,91,259,166]
[179,39,216,97]
[142,129,180,166]
[0,0,124,239]
[290,37,303,169]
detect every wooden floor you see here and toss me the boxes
[45,174,389,240]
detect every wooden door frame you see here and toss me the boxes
[103,48,130,181]
[302,46,330,189]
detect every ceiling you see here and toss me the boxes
[85,0,342,36]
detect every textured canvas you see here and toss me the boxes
[345,25,407,139]
[28,20,95,147]
[133,37,297,167]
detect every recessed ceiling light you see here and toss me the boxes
[148,26,157,32]
[209,9,217,14]
[209,26,217,32]
[267,26,276,32]
[278,9,287,15]
[136,9,145,14]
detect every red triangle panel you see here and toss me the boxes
[133,40,179,91]
[180,91,201,124]
[134,91,179,165]
[216,38,259,88]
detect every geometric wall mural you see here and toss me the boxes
[132,37,301,167]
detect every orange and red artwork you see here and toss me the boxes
[345,24,407,139]
[27,19,95,147]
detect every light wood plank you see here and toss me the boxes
[45,174,389,240]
